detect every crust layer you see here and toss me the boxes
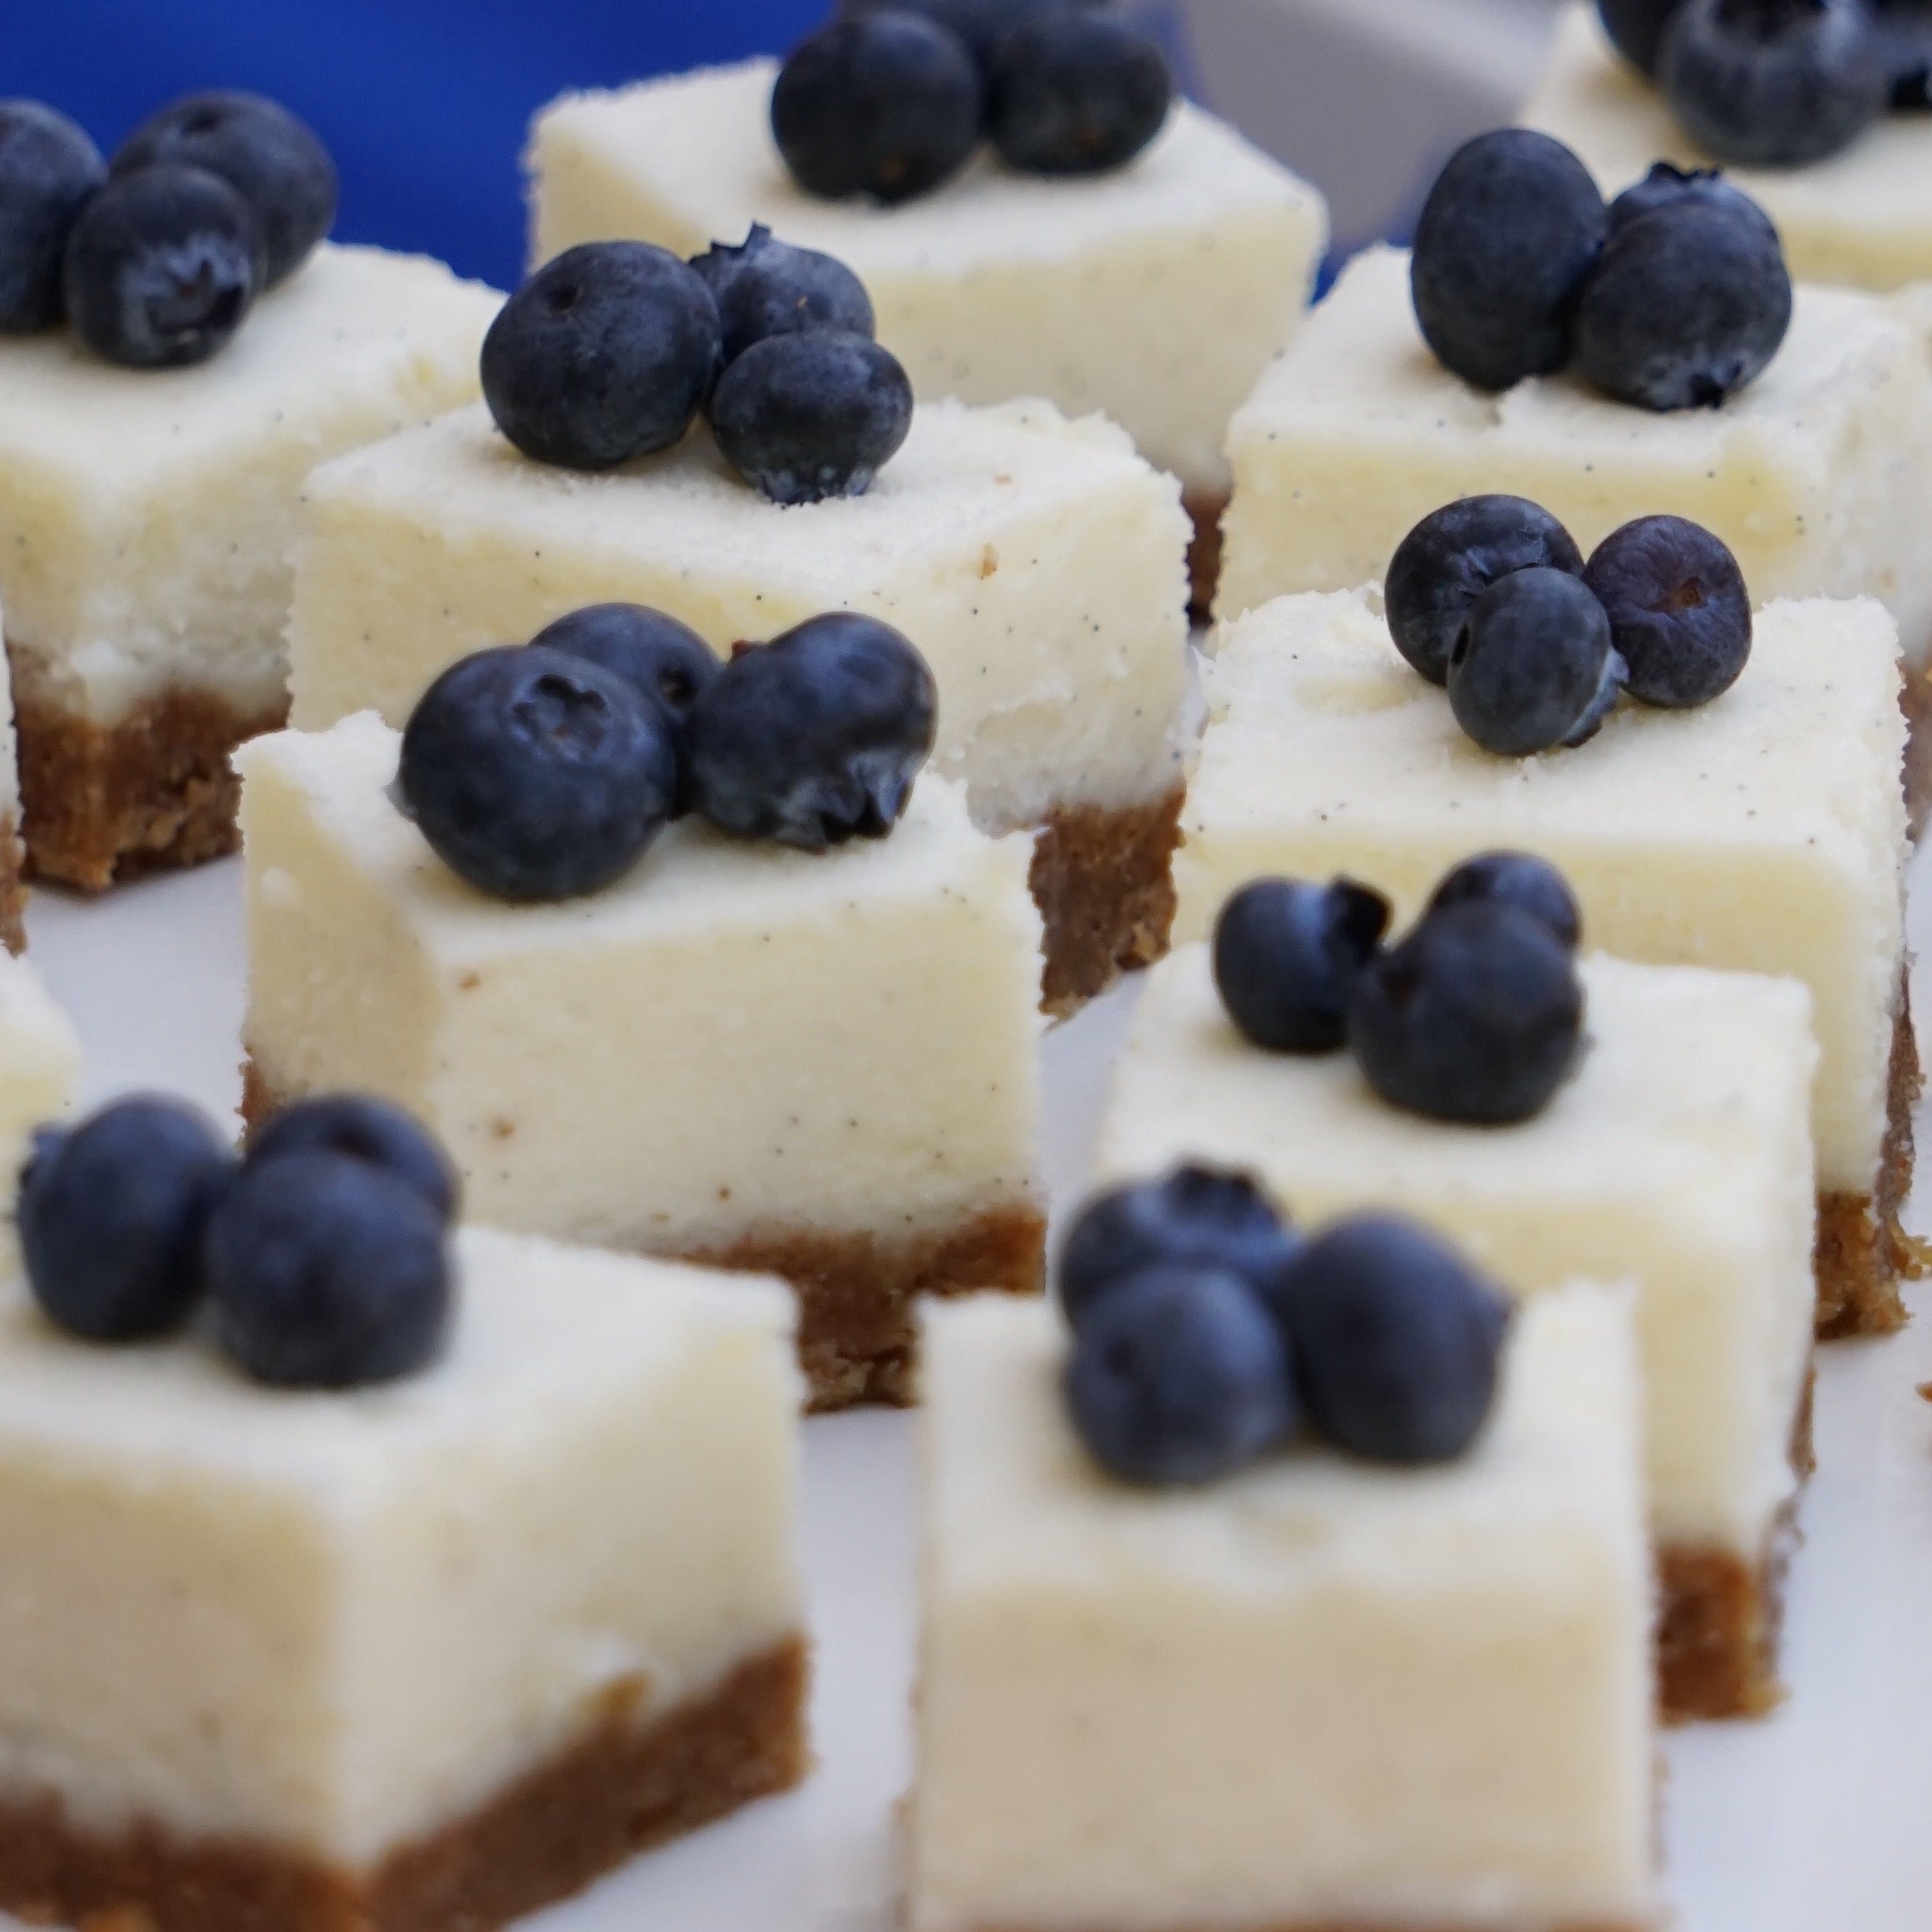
[1032,786,1184,1018]
[0,1636,808,1932]
[1181,488,1227,623]
[12,685,288,893]
[0,815,23,955]
[1903,658,1932,838]
[1816,988,1925,1339]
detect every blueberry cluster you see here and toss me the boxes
[771,1,1173,205]
[1214,855,1588,1128]
[482,226,912,503]
[18,1092,457,1389]
[399,604,938,902]
[1600,0,1930,164]
[1058,1165,1514,1485]
[0,93,336,367]
[1386,495,1752,756]
[1412,131,1792,412]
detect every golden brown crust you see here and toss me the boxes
[12,685,288,893]
[1902,658,1932,839]
[0,815,25,955]
[0,1636,808,1932]
[242,1057,1045,1416]
[1032,787,1184,1018]
[1181,489,1227,624]
[1816,985,1925,1339]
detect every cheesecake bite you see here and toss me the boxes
[909,1280,1657,1932]
[1175,586,1912,1335]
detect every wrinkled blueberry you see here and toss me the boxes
[1660,0,1889,165]
[1607,160,1782,254]
[1875,0,1932,105]
[248,1094,459,1226]
[62,163,264,368]
[841,0,1074,74]
[19,1097,234,1342]
[1386,495,1587,687]
[1410,130,1608,392]
[1575,195,1791,412]
[112,91,336,288]
[771,14,983,205]
[1426,852,1582,953]
[1583,515,1752,707]
[1348,901,1586,1126]
[711,328,913,504]
[687,611,935,850]
[0,101,105,332]
[1064,1264,1297,1485]
[1213,877,1391,1054]
[205,1152,451,1388]
[987,12,1173,174]
[399,645,679,900]
[689,224,875,371]
[1597,0,1689,72]
[481,243,721,471]
[1274,1214,1512,1463]
[1057,1164,1300,1328]
[1447,566,1622,757]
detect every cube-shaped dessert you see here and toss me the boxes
[1099,944,1815,1719]
[1175,589,1912,1337]
[0,611,22,954]
[0,1225,806,1932]
[237,712,1047,1410]
[1521,3,1932,294]
[528,61,1329,589]
[284,396,1190,1011]
[0,950,80,1272]
[909,1284,1657,1932]
[0,243,500,890]
[1215,247,1932,687]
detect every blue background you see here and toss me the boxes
[5,2,828,292]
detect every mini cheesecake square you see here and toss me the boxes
[1175,589,1912,1337]
[0,950,79,1274]
[0,1225,806,1932]
[0,243,500,890]
[285,396,1190,1011]
[1215,246,1932,685]
[236,712,1047,1411]
[528,59,1328,574]
[1522,2,1932,294]
[1099,945,1816,1720]
[909,1285,1657,1932]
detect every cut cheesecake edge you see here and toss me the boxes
[0,1635,807,1932]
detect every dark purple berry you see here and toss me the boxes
[1584,515,1752,707]
[1447,567,1624,757]
[247,1094,459,1226]
[1426,853,1582,953]
[1213,877,1390,1053]
[0,101,105,332]
[986,12,1173,175]
[688,224,875,371]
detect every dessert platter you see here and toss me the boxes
[3,1,1932,1927]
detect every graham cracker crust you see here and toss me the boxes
[1032,786,1184,1017]
[12,684,288,892]
[1816,985,1925,1339]
[0,814,24,954]
[240,1057,1046,1416]
[0,1635,807,1932]
[1181,488,1227,623]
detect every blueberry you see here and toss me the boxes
[1385,496,1586,688]
[1446,567,1622,757]
[1409,130,1607,393]
[986,13,1174,175]
[688,224,875,371]
[247,1094,459,1226]
[1063,1264,1296,1485]
[1057,1164,1300,1327]
[111,91,336,288]
[1875,0,1932,105]
[840,0,1074,74]
[62,163,264,369]
[1274,1215,1512,1463]
[481,243,721,471]
[1583,515,1752,708]
[18,1097,234,1343]
[205,1152,451,1389]
[711,329,914,505]
[1575,197,1792,412]
[399,645,679,901]
[771,14,983,205]
[686,612,935,850]
[1597,0,1689,72]
[1607,160,1781,254]
[1348,901,1585,1126]
[0,101,105,332]
[1660,0,1888,165]
[1212,877,1391,1054]
[1561,637,1632,748]
[1425,852,1583,953]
